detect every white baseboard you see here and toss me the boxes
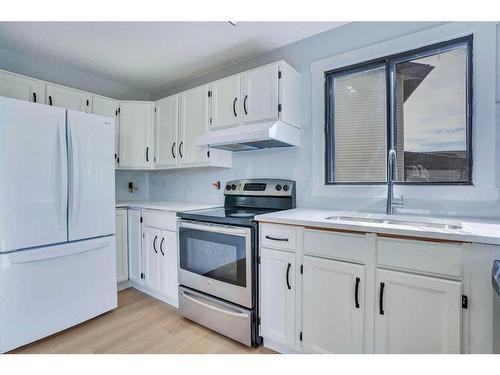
[130,282,179,308]
[263,338,301,354]
[117,280,131,291]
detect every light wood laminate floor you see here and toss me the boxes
[12,288,275,354]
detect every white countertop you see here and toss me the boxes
[116,200,220,212]
[255,208,500,245]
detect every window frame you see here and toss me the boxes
[324,35,473,186]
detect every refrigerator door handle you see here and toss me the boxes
[68,123,79,230]
[58,122,68,230]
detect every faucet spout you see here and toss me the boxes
[386,149,397,215]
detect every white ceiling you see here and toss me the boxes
[0,22,346,93]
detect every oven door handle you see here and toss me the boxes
[180,291,248,319]
[179,221,250,236]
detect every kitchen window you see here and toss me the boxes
[325,36,472,185]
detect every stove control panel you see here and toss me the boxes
[224,179,295,197]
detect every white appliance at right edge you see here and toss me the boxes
[0,96,117,353]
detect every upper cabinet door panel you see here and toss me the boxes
[118,101,154,169]
[211,76,241,130]
[179,86,209,165]
[0,70,45,103]
[155,95,178,168]
[92,96,117,118]
[242,64,279,125]
[46,84,92,113]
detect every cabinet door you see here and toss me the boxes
[127,209,142,283]
[0,70,45,103]
[302,256,365,353]
[178,85,209,165]
[242,64,279,125]
[374,269,462,353]
[92,96,119,167]
[142,226,161,292]
[155,95,178,168]
[260,247,296,348]
[210,76,241,130]
[159,230,179,306]
[119,101,154,169]
[46,84,92,112]
[115,209,129,283]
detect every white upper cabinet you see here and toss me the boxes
[178,85,209,165]
[0,69,45,104]
[302,256,365,354]
[46,83,92,112]
[242,63,279,125]
[260,247,296,349]
[210,76,241,130]
[154,95,179,168]
[118,101,154,169]
[374,269,462,354]
[92,95,119,166]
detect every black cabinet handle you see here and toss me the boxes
[379,282,385,315]
[153,235,158,254]
[179,141,183,158]
[48,95,53,106]
[265,235,289,242]
[355,277,360,309]
[233,97,237,117]
[86,99,89,106]
[171,142,176,159]
[146,147,149,162]
[243,95,248,115]
[33,92,37,103]
[160,237,165,256]
[286,263,291,290]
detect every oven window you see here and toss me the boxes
[179,227,247,287]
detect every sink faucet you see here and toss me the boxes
[387,149,403,215]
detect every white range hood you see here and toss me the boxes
[196,121,300,152]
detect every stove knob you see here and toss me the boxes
[226,184,231,191]
[275,184,282,191]
[283,184,289,192]
[231,184,237,190]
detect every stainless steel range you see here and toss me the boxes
[177,179,296,346]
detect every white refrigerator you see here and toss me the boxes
[0,96,117,353]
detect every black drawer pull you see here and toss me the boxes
[355,277,360,309]
[33,92,37,103]
[160,237,165,256]
[286,263,291,290]
[153,235,158,254]
[179,141,183,158]
[243,95,248,115]
[146,147,149,162]
[48,95,53,106]
[379,282,385,315]
[171,142,176,159]
[265,235,288,242]
[233,97,238,117]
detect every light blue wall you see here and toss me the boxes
[148,21,500,216]
[0,48,152,100]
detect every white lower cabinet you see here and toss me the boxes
[374,269,462,354]
[302,256,365,353]
[260,247,296,349]
[115,208,129,283]
[127,209,143,283]
[142,226,161,291]
[159,230,179,304]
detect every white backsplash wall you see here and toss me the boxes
[115,171,149,201]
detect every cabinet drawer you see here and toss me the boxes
[142,209,177,231]
[376,237,463,278]
[304,229,368,263]
[261,224,296,251]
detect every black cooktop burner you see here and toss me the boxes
[178,207,276,226]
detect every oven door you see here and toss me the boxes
[178,221,253,308]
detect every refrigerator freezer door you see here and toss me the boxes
[0,236,117,353]
[67,110,115,241]
[0,97,68,252]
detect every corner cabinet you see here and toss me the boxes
[118,101,154,169]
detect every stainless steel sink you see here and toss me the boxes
[325,215,462,230]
